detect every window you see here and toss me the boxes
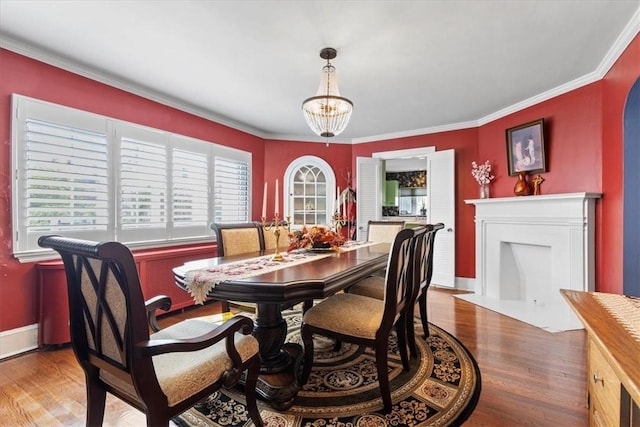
[284,156,335,229]
[12,94,251,261]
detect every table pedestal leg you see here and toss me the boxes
[251,303,304,410]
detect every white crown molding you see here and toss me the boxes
[3,7,638,145]
[478,10,639,127]
[596,7,640,78]
[0,34,269,139]
[477,71,602,126]
[351,120,479,144]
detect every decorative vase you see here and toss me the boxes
[479,184,490,199]
[513,171,531,196]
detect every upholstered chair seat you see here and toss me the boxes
[302,293,384,339]
[149,319,259,406]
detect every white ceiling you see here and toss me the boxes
[1,1,639,143]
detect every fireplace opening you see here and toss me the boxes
[499,242,551,304]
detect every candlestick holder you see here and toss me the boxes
[261,214,290,262]
[332,213,348,237]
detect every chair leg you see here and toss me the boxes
[220,300,230,312]
[302,299,313,313]
[405,301,418,358]
[244,356,264,427]
[85,377,107,427]
[299,327,315,384]
[375,344,393,412]
[145,413,169,427]
[418,289,430,338]
[395,319,410,371]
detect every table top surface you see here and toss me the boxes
[173,243,390,304]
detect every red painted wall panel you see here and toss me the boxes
[478,83,603,197]
[0,49,266,333]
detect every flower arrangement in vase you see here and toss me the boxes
[471,160,495,199]
[287,225,345,252]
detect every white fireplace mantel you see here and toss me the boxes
[461,192,601,331]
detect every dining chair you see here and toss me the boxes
[414,223,444,340]
[210,222,262,257]
[37,235,263,427]
[347,224,438,357]
[211,222,264,312]
[299,227,422,412]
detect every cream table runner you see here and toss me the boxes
[185,240,377,304]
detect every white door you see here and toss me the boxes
[356,156,382,241]
[427,149,455,288]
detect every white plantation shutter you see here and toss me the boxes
[214,156,250,223]
[17,117,109,252]
[118,134,168,242]
[172,147,210,237]
[12,94,252,260]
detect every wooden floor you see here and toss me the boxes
[0,288,588,426]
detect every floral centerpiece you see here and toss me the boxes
[472,160,495,198]
[287,225,345,252]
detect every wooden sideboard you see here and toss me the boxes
[561,290,640,426]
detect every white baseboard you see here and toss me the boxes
[454,277,476,292]
[0,324,38,359]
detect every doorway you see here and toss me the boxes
[356,147,456,288]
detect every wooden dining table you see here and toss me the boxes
[173,242,390,410]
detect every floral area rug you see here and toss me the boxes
[173,310,481,427]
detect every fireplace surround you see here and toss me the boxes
[462,192,601,331]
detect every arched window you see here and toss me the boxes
[284,156,336,229]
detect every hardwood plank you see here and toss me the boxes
[0,289,589,426]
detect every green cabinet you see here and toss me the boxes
[385,180,399,206]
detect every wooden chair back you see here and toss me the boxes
[211,222,261,256]
[256,220,288,252]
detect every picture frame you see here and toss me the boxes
[505,118,547,176]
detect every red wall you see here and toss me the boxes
[1,34,638,334]
[478,83,603,197]
[0,49,266,332]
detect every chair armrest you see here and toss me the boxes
[135,315,255,361]
[145,295,172,332]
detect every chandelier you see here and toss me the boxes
[302,47,353,138]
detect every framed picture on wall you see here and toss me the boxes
[505,118,547,176]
